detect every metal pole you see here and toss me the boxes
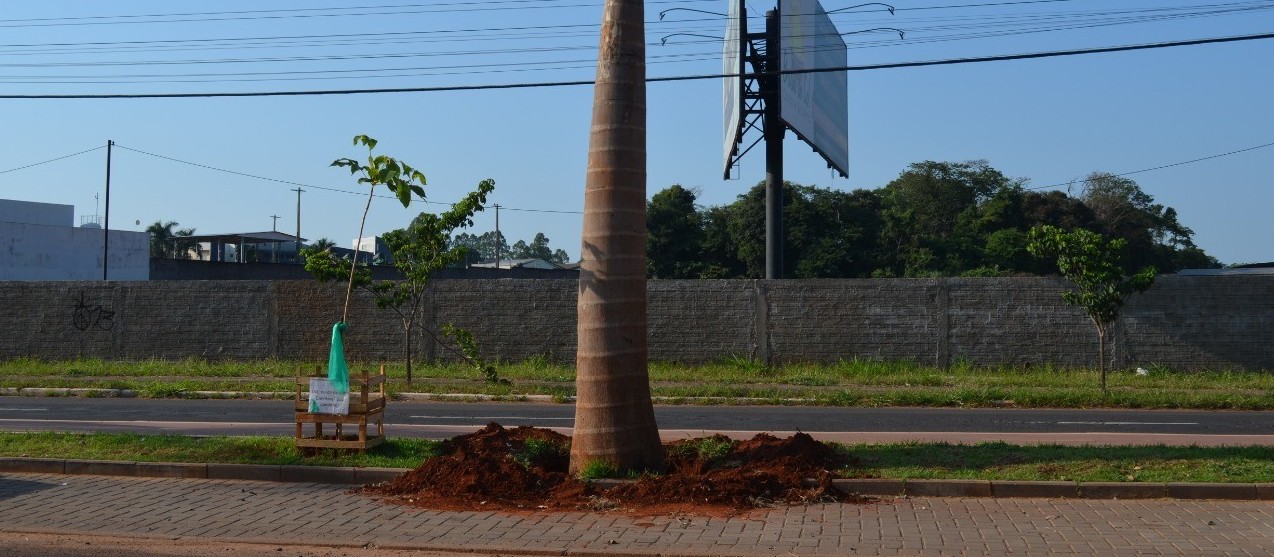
[763,10,784,280]
[493,204,502,269]
[292,187,304,262]
[103,140,113,281]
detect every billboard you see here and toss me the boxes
[722,0,746,179]
[779,0,849,177]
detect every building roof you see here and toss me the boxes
[469,258,564,270]
[1178,263,1274,276]
[182,231,305,244]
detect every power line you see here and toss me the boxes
[0,1,693,29]
[2,1,1263,61]
[1030,140,1274,191]
[112,144,583,215]
[0,145,104,175]
[4,31,1272,99]
[0,1,1265,90]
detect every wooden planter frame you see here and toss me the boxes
[294,365,386,450]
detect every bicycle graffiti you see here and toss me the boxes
[72,291,115,332]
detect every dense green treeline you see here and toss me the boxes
[647,160,1220,279]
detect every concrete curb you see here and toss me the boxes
[3,457,1272,501]
[0,458,402,485]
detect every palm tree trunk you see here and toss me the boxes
[569,0,664,475]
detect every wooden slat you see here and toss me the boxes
[295,365,388,451]
[294,412,383,425]
[293,396,385,414]
[295,436,385,450]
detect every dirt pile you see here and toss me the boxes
[368,423,587,510]
[363,424,866,514]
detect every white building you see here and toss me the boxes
[0,199,148,280]
[353,236,391,264]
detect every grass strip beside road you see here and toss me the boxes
[4,357,1274,409]
[3,432,1273,484]
[841,442,1274,483]
[0,432,439,469]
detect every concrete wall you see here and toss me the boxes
[0,222,148,281]
[1,276,1270,369]
[0,199,73,227]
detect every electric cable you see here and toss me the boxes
[3,31,1271,99]
[0,145,105,175]
[112,144,584,214]
[1029,140,1274,191]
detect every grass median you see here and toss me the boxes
[3,356,1273,409]
[3,431,1272,483]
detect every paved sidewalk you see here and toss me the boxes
[3,472,1274,556]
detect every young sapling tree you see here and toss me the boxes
[1027,225,1156,393]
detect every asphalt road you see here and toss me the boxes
[1,397,1271,442]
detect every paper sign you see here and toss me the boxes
[308,378,349,415]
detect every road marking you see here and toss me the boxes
[0,408,48,412]
[1056,421,1199,426]
[409,415,574,421]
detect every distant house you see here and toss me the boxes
[0,199,148,280]
[1178,263,1274,276]
[181,231,306,264]
[469,258,564,270]
[352,236,392,264]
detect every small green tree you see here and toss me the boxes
[1027,225,1156,392]
[303,179,498,383]
[329,135,429,322]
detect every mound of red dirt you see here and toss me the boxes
[363,424,869,515]
[369,423,589,510]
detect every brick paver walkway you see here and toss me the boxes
[3,472,1273,556]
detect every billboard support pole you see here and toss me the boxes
[763,9,784,280]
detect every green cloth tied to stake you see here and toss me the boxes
[327,322,350,394]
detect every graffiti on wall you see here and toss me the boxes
[72,291,115,331]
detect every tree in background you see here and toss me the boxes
[645,160,1219,279]
[876,160,1023,277]
[303,180,497,383]
[571,0,664,476]
[1027,225,1156,393]
[646,185,705,278]
[509,232,570,264]
[1079,172,1219,272]
[145,220,196,259]
[654,182,882,279]
[453,231,569,265]
[309,238,337,251]
[451,231,508,263]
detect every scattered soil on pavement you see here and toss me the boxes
[362,423,871,516]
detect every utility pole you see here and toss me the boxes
[292,187,304,263]
[270,215,280,263]
[493,203,502,269]
[103,140,113,281]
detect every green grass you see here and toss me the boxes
[3,356,1273,409]
[838,442,1274,484]
[0,431,438,468]
[668,435,734,465]
[2,432,1271,483]
[511,438,570,470]
[576,459,622,480]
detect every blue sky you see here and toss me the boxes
[2,0,1272,266]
